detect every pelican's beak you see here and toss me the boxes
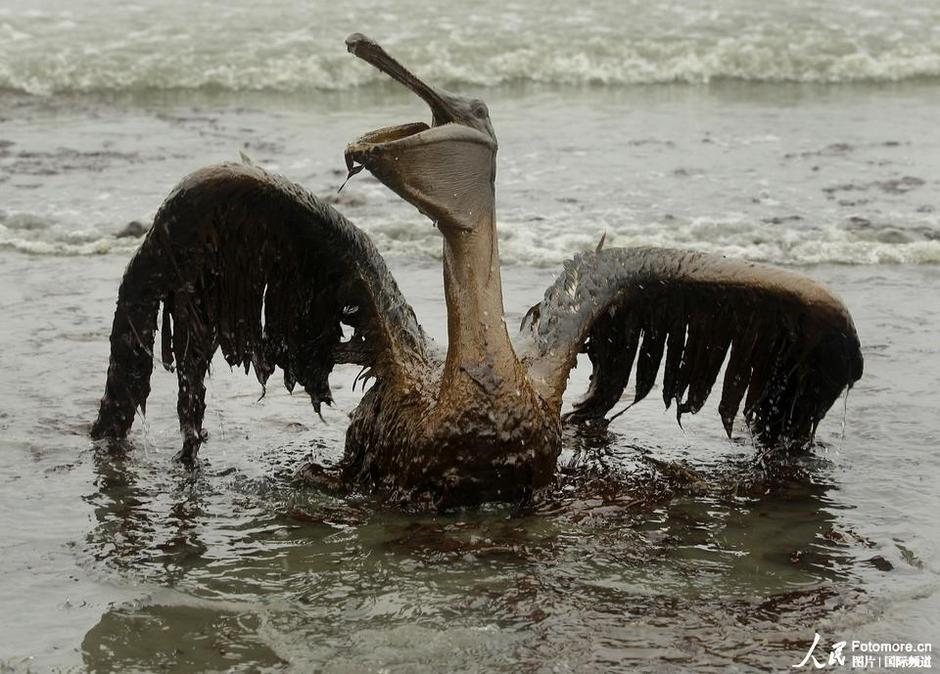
[345,33,472,130]
[342,34,497,229]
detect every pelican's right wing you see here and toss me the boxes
[92,163,429,442]
[520,247,863,448]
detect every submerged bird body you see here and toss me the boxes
[343,359,560,506]
[91,35,862,507]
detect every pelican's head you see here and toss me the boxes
[344,33,497,233]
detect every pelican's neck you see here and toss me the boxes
[440,205,519,396]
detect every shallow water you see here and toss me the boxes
[3,82,940,265]
[1,251,938,671]
[2,4,940,670]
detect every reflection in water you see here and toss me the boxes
[79,429,871,671]
[84,447,209,586]
[83,603,287,672]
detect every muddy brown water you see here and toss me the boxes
[0,252,936,671]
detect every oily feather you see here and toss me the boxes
[522,247,863,449]
[92,163,429,448]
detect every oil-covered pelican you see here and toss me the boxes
[91,34,863,507]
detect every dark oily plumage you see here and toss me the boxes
[91,164,428,455]
[92,35,863,508]
[521,247,863,448]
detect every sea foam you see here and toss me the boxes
[2,0,940,95]
[4,210,938,266]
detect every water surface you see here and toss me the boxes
[1,1,939,670]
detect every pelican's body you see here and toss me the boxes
[344,342,559,506]
[91,36,862,508]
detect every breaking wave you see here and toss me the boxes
[2,0,940,95]
[4,209,939,266]
[4,47,940,96]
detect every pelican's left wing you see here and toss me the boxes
[520,247,863,448]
